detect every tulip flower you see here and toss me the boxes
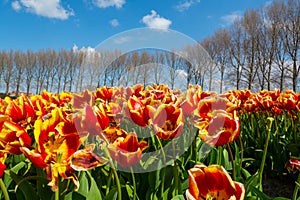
[285,158,300,172]
[276,90,298,110]
[21,108,83,191]
[181,86,203,116]
[149,103,184,140]
[73,104,109,138]
[73,90,95,109]
[102,126,127,143]
[94,86,114,102]
[0,152,7,178]
[108,133,148,167]
[71,145,108,171]
[5,94,35,124]
[125,96,150,127]
[0,116,32,154]
[186,165,245,200]
[195,110,240,147]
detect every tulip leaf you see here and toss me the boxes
[142,155,158,170]
[77,171,89,197]
[222,148,232,170]
[241,168,252,179]
[65,192,85,200]
[249,185,271,200]
[10,171,39,200]
[104,187,117,200]
[125,184,134,199]
[4,161,26,188]
[272,198,291,200]
[36,168,52,200]
[148,165,162,191]
[244,171,259,193]
[86,171,102,200]
[171,195,185,200]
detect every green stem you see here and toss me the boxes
[130,167,137,200]
[55,177,60,200]
[106,169,112,196]
[173,160,179,196]
[218,146,223,165]
[155,135,166,198]
[171,140,179,196]
[238,136,244,175]
[0,178,9,200]
[258,118,273,192]
[227,143,236,181]
[292,173,300,200]
[103,146,122,200]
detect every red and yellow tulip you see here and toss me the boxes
[0,116,32,154]
[149,103,184,140]
[21,108,83,191]
[108,132,148,167]
[186,165,245,200]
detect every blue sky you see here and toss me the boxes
[0,0,272,51]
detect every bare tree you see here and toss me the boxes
[228,19,247,90]
[280,0,300,91]
[24,50,37,95]
[2,50,14,95]
[213,29,231,93]
[201,37,218,91]
[241,9,261,90]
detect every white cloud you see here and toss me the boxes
[11,0,74,20]
[113,36,130,44]
[93,0,125,9]
[11,1,21,11]
[110,19,119,27]
[141,10,172,31]
[221,11,242,26]
[175,0,200,12]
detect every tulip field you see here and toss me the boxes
[0,84,300,200]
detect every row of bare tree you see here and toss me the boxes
[201,0,299,92]
[0,0,299,95]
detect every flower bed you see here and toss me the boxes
[0,84,299,199]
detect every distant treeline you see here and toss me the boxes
[0,0,299,95]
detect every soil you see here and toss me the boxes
[263,175,295,198]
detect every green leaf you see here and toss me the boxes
[104,187,117,200]
[10,171,39,200]
[180,179,189,191]
[126,184,133,199]
[86,171,102,200]
[148,166,162,191]
[77,172,89,197]
[66,192,86,200]
[241,168,252,179]
[272,198,291,200]
[4,161,26,187]
[142,155,158,170]
[171,194,185,200]
[162,187,170,200]
[223,149,232,170]
[249,186,271,200]
[244,171,259,193]
[36,168,52,200]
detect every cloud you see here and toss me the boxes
[175,0,200,12]
[141,10,172,31]
[93,0,125,9]
[113,36,130,44]
[11,0,74,20]
[11,1,21,11]
[110,19,119,27]
[221,11,242,26]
